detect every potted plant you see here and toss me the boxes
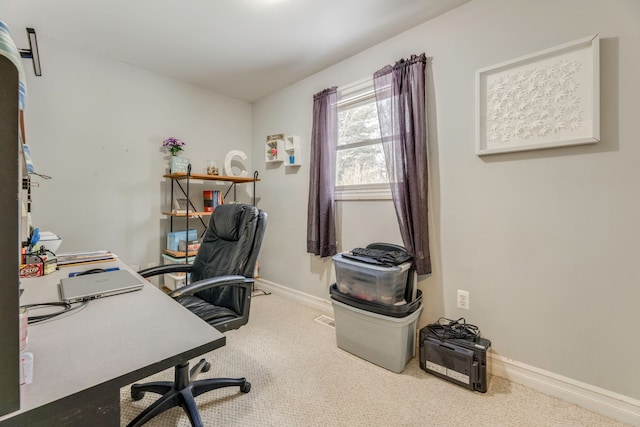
[162,137,186,156]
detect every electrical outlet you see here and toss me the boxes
[457,289,470,310]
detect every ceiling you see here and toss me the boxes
[2,0,469,103]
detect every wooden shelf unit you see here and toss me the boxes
[161,170,260,286]
[163,172,260,184]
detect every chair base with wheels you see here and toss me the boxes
[127,359,251,427]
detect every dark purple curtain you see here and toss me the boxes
[307,87,338,257]
[373,54,431,275]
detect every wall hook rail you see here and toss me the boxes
[19,27,41,76]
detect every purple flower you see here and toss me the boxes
[162,137,186,156]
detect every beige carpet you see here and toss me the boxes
[120,292,628,426]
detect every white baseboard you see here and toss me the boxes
[256,278,640,426]
[490,355,640,426]
[255,278,334,315]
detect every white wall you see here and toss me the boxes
[253,0,640,402]
[9,31,253,270]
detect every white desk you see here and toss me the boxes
[0,259,225,426]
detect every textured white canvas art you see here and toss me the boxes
[476,35,599,155]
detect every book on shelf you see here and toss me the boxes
[213,190,224,209]
[178,240,201,253]
[204,190,224,212]
[167,229,197,252]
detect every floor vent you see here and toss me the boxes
[314,315,335,329]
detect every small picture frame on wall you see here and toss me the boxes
[170,156,190,173]
[476,34,600,156]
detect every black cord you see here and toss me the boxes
[252,287,271,297]
[75,268,105,276]
[21,300,90,324]
[427,317,480,342]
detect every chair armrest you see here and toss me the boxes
[138,264,193,278]
[169,275,252,299]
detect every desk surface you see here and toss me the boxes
[0,259,225,424]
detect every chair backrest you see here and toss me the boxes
[189,204,267,320]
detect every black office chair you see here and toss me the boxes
[127,204,267,427]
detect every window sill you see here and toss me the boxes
[335,185,392,201]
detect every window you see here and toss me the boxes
[335,78,391,200]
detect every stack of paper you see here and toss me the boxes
[56,251,116,267]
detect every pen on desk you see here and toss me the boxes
[68,267,120,277]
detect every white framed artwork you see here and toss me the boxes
[476,34,599,156]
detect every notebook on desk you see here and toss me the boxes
[59,269,145,303]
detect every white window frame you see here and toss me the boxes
[335,77,391,201]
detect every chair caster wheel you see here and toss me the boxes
[131,390,145,401]
[202,361,211,372]
[241,381,251,393]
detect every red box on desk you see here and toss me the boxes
[20,263,43,278]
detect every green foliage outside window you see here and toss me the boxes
[336,96,388,186]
